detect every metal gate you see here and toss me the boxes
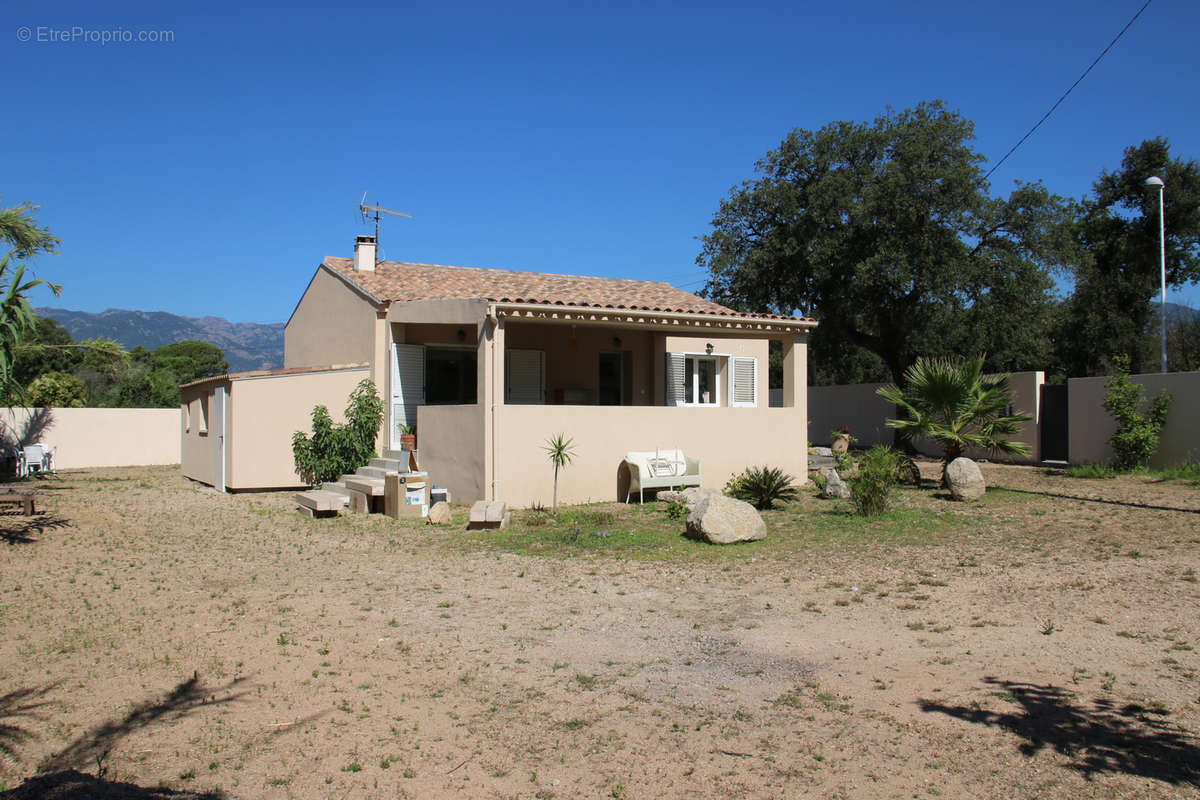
[1039,383,1069,462]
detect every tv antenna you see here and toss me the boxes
[359,192,411,261]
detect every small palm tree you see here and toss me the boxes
[543,433,577,515]
[877,355,1032,482]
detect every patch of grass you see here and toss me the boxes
[448,492,964,562]
[1065,463,1117,479]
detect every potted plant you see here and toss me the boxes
[398,424,417,451]
[831,426,855,455]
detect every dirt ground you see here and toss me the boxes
[0,462,1197,799]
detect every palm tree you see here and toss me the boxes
[877,355,1032,481]
[542,433,577,516]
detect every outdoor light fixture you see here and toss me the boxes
[612,336,622,348]
[1144,175,1167,372]
[457,328,466,343]
[705,343,714,355]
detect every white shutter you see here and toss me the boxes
[664,353,686,407]
[505,349,545,405]
[392,343,425,447]
[730,356,757,407]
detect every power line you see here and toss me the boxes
[983,0,1153,181]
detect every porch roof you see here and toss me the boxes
[324,258,815,328]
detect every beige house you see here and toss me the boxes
[182,235,816,505]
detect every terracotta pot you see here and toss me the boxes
[400,434,417,451]
[831,436,850,455]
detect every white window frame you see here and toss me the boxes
[684,355,721,407]
[729,356,758,408]
[665,351,758,408]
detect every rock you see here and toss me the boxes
[946,457,986,501]
[809,446,834,457]
[820,468,852,499]
[657,490,683,504]
[685,493,767,544]
[427,501,452,524]
[680,487,718,509]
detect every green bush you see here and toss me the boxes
[25,370,85,408]
[1103,355,1171,471]
[724,465,798,510]
[292,379,384,486]
[849,446,903,516]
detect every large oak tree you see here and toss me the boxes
[698,101,1077,384]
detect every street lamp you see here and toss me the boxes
[1144,175,1167,373]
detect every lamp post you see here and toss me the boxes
[1143,176,1166,373]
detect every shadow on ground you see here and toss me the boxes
[0,685,59,759]
[919,677,1200,787]
[0,512,71,544]
[0,770,227,799]
[992,485,1200,515]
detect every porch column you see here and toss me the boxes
[373,311,390,454]
[781,333,807,409]
[480,315,505,500]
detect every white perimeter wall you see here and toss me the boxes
[1,407,180,469]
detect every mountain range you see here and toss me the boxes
[37,307,284,373]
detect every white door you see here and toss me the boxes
[391,343,425,449]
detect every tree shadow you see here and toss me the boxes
[919,677,1200,786]
[37,674,250,776]
[0,684,59,760]
[993,485,1200,515]
[0,769,227,799]
[0,512,71,544]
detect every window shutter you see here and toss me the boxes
[506,349,545,404]
[392,343,426,443]
[730,356,757,407]
[664,353,685,406]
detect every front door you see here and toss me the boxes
[598,351,622,405]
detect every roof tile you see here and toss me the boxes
[325,258,809,321]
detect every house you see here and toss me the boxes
[181,235,817,505]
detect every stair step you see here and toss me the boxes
[355,466,390,479]
[321,481,351,498]
[369,458,404,472]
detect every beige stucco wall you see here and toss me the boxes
[808,371,1044,463]
[1068,370,1200,467]
[415,404,486,502]
[490,405,809,507]
[0,407,181,469]
[224,365,370,490]
[181,382,225,486]
[285,268,379,368]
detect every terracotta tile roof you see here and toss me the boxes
[325,257,810,321]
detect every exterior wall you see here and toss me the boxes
[284,268,379,368]
[491,405,809,507]
[0,407,180,469]
[415,404,486,503]
[181,382,225,485]
[1068,370,1200,467]
[807,371,1044,463]
[224,365,370,490]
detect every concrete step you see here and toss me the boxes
[321,481,351,498]
[369,458,405,472]
[295,489,348,517]
[355,465,390,479]
[344,476,386,496]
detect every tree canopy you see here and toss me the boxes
[1058,138,1200,376]
[698,101,1078,383]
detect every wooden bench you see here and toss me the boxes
[0,489,49,516]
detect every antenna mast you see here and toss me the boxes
[359,192,412,263]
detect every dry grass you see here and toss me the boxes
[0,462,1196,799]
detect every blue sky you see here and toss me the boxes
[4,0,1198,323]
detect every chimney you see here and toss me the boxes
[353,234,377,272]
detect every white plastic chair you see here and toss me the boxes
[21,445,44,478]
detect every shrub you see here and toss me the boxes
[292,379,384,486]
[724,465,798,510]
[849,446,903,516]
[1103,356,1172,471]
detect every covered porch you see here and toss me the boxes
[386,300,813,507]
